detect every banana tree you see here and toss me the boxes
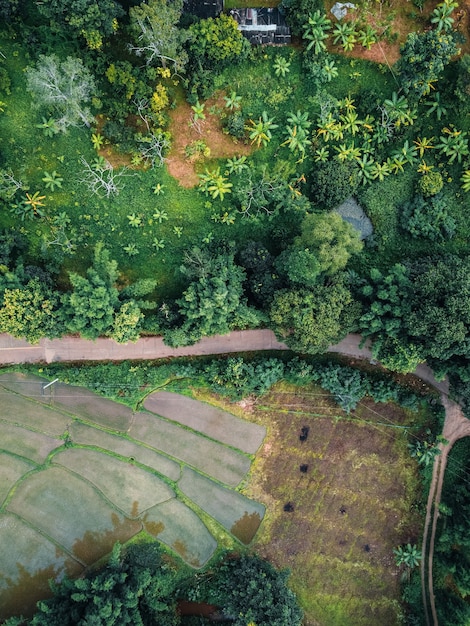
[246,111,278,148]
[332,21,357,51]
[437,129,469,163]
[431,0,458,32]
[198,167,233,200]
[302,10,331,54]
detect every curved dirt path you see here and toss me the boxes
[0,330,468,625]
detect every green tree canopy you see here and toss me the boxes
[396,30,459,99]
[165,246,262,346]
[37,0,123,48]
[207,554,303,626]
[270,280,357,353]
[277,212,363,287]
[128,0,188,71]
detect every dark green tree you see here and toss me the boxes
[270,279,357,353]
[37,0,123,48]
[207,555,303,626]
[164,246,262,346]
[310,160,359,210]
[8,542,179,626]
[396,30,459,100]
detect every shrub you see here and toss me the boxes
[309,160,358,210]
[417,171,443,197]
[223,111,245,139]
[401,193,455,241]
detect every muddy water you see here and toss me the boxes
[230,511,261,544]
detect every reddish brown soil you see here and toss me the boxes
[166,93,252,188]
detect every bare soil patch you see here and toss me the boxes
[166,93,252,188]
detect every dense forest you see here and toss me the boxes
[1,0,470,623]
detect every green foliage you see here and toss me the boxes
[393,544,422,568]
[188,14,249,65]
[417,170,443,197]
[165,246,262,346]
[207,554,303,626]
[396,30,459,99]
[310,160,359,210]
[270,280,356,354]
[279,212,363,287]
[37,0,123,48]
[401,193,455,241]
[16,542,179,625]
[129,0,188,71]
[0,278,62,344]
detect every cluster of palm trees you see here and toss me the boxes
[303,9,378,56]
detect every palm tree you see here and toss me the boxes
[332,21,357,51]
[24,191,46,215]
[371,160,392,181]
[356,154,375,184]
[393,544,422,569]
[287,110,311,134]
[281,125,311,160]
[340,110,361,136]
[461,169,470,192]
[42,171,63,191]
[357,25,377,49]
[225,155,248,175]
[198,167,233,200]
[392,140,418,165]
[383,92,416,127]
[302,10,331,54]
[245,111,278,148]
[323,59,339,82]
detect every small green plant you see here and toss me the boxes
[245,111,278,148]
[35,117,60,137]
[24,191,46,214]
[91,133,105,150]
[273,56,291,77]
[173,226,183,238]
[393,544,422,569]
[153,183,164,195]
[124,243,139,256]
[127,213,142,227]
[152,238,165,250]
[224,91,242,111]
[152,209,168,223]
[42,171,63,191]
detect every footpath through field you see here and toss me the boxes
[0,330,468,625]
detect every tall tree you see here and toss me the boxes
[396,30,459,100]
[270,279,357,354]
[25,55,96,131]
[128,0,188,71]
[37,0,123,48]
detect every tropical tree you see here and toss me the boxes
[393,544,422,569]
[224,90,242,111]
[383,92,416,127]
[397,30,459,99]
[461,169,470,192]
[302,10,331,54]
[225,155,248,175]
[413,136,435,158]
[246,111,278,147]
[41,171,63,191]
[129,0,188,70]
[425,91,448,120]
[357,25,377,49]
[273,55,291,77]
[25,55,96,131]
[332,21,357,51]
[37,0,123,48]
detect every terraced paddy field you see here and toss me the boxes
[0,374,266,621]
